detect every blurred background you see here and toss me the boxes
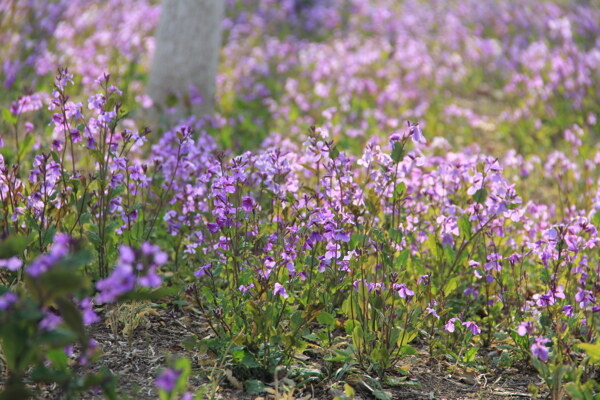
[1,0,599,154]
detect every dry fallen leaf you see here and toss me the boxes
[224,369,243,390]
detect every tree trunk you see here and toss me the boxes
[148,0,225,117]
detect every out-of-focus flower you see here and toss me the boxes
[531,337,551,362]
[273,282,289,299]
[156,368,181,392]
[96,243,165,304]
[194,263,212,278]
[238,284,254,295]
[0,257,22,271]
[462,321,481,335]
[445,317,460,333]
[394,283,415,299]
[27,233,72,277]
[0,292,18,310]
[517,320,535,336]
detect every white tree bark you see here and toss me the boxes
[148,0,225,116]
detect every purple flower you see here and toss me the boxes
[562,305,574,317]
[156,368,181,392]
[96,263,135,304]
[238,284,254,295]
[324,241,341,260]
[273,283,289,299]
[137,270,162,288]
[265,257,276,269]
[27,234,72,277]
[64,102,82,119]
[97,243,169,304]
[194,263,212,278]
[543,227,559,241]
[531,337,551,362]
[306,231,322,249]
[206,222,220,234]
[575,289,595,309]
[394,283,415,299]
[445,317,460,333]
[88,93,105,111]
[333,229,350,242]
[79,339,99,366]
[0,257,22,271]
[141,242,168,265]
[425,306,440,319]
[70,128,82,143]
[536,287,565,308]
[409,123,426,144]
[55,69,73,90]
[79,298,100,325]
[241,196,254,212]
[39,311,62,331]
[389,132,402,144]
[0,292,18,310]
[517,321,535,336]
[462,321,481,335]
[463,287,479,298]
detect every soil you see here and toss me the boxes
[28,305,544,399]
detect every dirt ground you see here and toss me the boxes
[30,305,543,399]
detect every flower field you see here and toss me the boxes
[0,0,599,399]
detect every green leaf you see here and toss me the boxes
[458,215,472,239]
[391,142,405,163]
[55,297,86,342]
[373,389,393,400]
[86,369,118,400]
[87,231,102,248]
[443,277,460,296]
[0,383,32,400]
[329,146,339,160]
[45,348,69,370]
[577,342,600,362]
[17,134,35,160]
[317,311,335,327]
[0,323,34,372]
[2,108,17,125]
[118,286,177,302]
[352,324,364,350]
[396,249,410,267]
[233,350,259,369]
[244,379,266,395]
[29,364,71,385]
[349,234,367,250]
[397,330,418,347]
[181,335,200,351]
[174,357,191,393]
[592,212,600,228]
[40,226,57,248]
[36,329,78,348]
[463,347,478,362]
[50,151,61,163]
[473,188,488,204]
[31,266,87,303]
[290,310,304,331]
[393,182,406,199]
[398,345,418,356]
[0,235,29,259]
[389,228,403,243]
[564,382,591,400]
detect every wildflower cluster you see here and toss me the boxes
[0,0,599,398]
